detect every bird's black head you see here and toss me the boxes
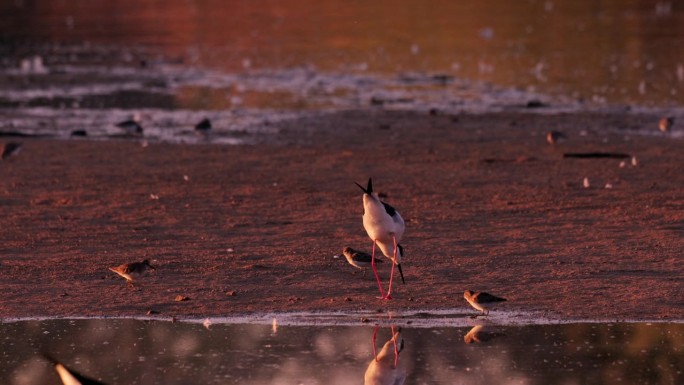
[354,178,373,195]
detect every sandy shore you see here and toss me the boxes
[0,109,682,321]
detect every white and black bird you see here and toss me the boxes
[355,178,405,300]
[115,119,143,136]
[464,290,507,317]
[194,118,212,135]
[1,142,23,160]
[43,354,108,385]
[364,327,406,385]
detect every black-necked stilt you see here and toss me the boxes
[659,116,674,133]
[43,353,108,385]
[1,142,23,160]
[546,131,567,145]
[342,246,384,272]
[195,118,212,135]
[355,178,405,300]
[365,327,406,384]
[115,119,143,136]
[464,290,507,317]
[109,259,155,286]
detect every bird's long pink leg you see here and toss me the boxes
[372,324,379,362]
[385,235,398,299]
[391,325,399,368]
[370,240,385,298]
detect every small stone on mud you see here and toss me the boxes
[147,309,159,315]
[345,297,352,302]
[175,295,189,302]
[226,290,237,296]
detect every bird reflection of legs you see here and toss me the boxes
[370,324,401,369]
[365,326,406,385]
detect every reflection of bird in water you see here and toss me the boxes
[464,290,507,317]
[356,178,406,300]
[463,325,505,344]
[343,246,384,275]
[109,259,155,286]
[1,142,23,160]
[365,327,406,385]
[43,354,108,385]
[546,131,567,145]
[659,116,674,133]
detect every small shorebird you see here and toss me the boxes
[194,118,212,135]
[659,116,674,133]
[356,178,406,300]
[365,327,406,385]
[43,354,108,385]
[546,130,567,145]
[343,246,384,274]
[115,118,144,136]
[464,290,507,317]
[1,142,23,160]
[109,259,155,286]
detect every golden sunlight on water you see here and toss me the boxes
[2,0,684,107]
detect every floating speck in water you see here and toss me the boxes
[150,194,159,200]
[631,156,638,166]
[583,177,590,188]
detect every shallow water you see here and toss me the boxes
[1,318,682,385]
[1,1,684,143]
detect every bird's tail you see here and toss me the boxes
[397,263,405,284]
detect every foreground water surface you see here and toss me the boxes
[1,318,682,385]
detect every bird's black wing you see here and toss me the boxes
[381,201,397,217]
[476,292,507,303]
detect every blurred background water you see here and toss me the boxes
[0,0,683,142]
[1,319,682,385]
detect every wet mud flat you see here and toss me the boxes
[0,109,682,321]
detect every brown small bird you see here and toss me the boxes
[194,118,212,135]
[343,246,384,271]
[463,290,507,317]
[109,259,155,286]
[546,131,567,145]
[1,142,23,160]
[659,116,674,133]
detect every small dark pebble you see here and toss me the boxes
[70,129,87,137]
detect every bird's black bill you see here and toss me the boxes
[397,263,405,284]
[355,178,373,194]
